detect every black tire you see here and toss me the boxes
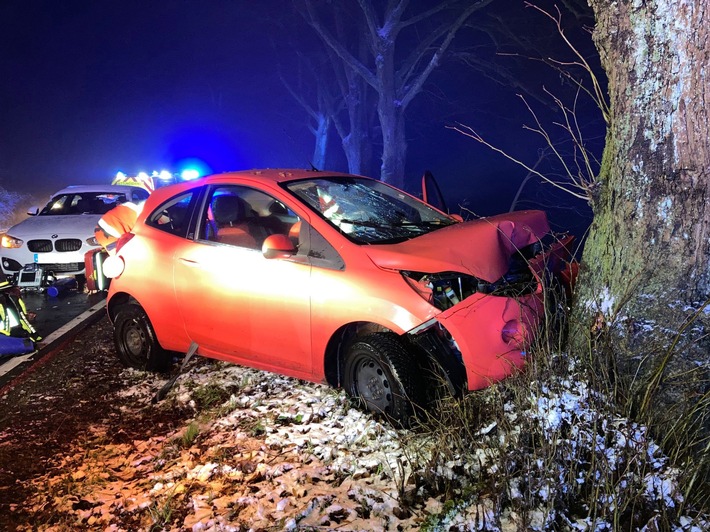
[113,305,171,372]
[343,333,420,426]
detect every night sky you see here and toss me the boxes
[0,0,601,233]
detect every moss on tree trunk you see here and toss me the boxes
[572,0,709,426]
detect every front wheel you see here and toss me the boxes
[343,333,420,426]
[113,305,171,372]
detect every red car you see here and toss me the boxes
[105,169,573,423]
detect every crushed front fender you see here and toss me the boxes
[410,291,544,391]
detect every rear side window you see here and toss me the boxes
[146,190,199,237]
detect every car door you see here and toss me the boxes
[421,170,449,213]
[173,185,313,374]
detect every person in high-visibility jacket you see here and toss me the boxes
[0,270,40,341]
[94,201,143,253]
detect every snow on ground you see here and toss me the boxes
[24,356,710,531]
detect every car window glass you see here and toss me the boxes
[40,192,128,215]
[285,177,456,244]
[146,190,197,237]
[199,185,302,252]
[303,222,345,270]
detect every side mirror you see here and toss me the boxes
[26,206,40,216]
[262,233,297,259]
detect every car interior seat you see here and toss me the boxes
[263,200,298,236]
[211,195,257,249]
[74,198,92,214]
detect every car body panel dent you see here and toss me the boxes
[364,210,550,283]
[434,291,544,390]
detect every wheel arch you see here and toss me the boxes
[322,320,468,398]
[107,291,139,323]
[323,321,392,388]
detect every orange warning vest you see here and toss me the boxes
[94,202,143,251]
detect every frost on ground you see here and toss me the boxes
[14,355,710,531]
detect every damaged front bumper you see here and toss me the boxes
[409,291,544,392]
[406,235,574,393]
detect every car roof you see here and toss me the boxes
[204,168,360,185]
[143,168,370,206]
[50,184,145,196]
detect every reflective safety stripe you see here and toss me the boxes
[0,305,7,335]
[95,202,142,250]
[0,294,41,341]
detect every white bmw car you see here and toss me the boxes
[0,184,150,279]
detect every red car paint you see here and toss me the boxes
[106,169,574,407]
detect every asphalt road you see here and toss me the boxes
[0,289,107,389]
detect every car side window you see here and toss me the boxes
[146,190,198,237]
[199,185,301,251]
[301,222,345,270]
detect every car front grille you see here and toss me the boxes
[41,262,83,273]
[27,239,83,252]
[27,240,53,252]
[55,239,82,252]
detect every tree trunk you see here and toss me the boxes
[378,102,407,189]
[574,1,709,422]
[311,113,330,170]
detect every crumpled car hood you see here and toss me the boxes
[6,214,101,238]
[364,210,550,282]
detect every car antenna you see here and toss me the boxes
[152,341,199,403]
[309,161,320,172]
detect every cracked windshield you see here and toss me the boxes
[285,177,456,244]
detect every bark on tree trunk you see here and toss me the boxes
[574,0,709,422]
[312,113,330,170]
[378,103,407,189]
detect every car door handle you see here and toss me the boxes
[178,257,202,268]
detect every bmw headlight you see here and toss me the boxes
[0,233,23,249]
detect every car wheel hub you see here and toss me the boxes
[358,360,391,409]
[125,326,144,356]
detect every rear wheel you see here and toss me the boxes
[343,333,420,426]
[113,305,171,372]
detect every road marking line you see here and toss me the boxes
[0,353,35,377]
[36,299,107,350]
[0,299,106,380]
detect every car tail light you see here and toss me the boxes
[114,232,135,254]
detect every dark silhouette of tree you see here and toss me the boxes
[300,0,494,188]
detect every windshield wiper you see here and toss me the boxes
[338,219,386,228]
[339,219,451,229]
[392,220,451,228]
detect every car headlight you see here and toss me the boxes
[0,233,23,249]
[86,236,100,246]
[402,271,478,311]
